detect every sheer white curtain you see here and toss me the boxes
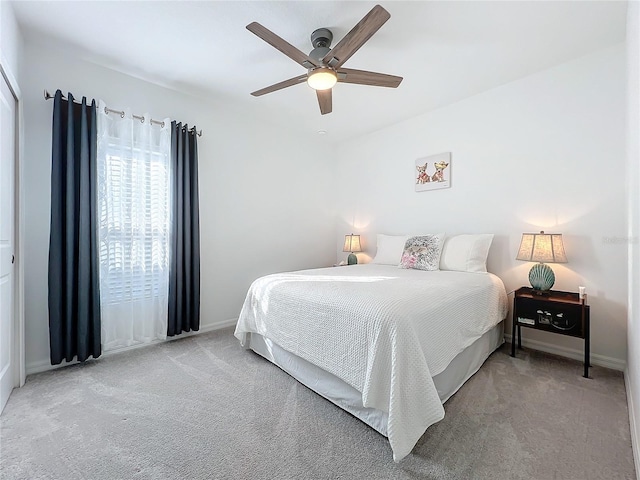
[96,100,171,351]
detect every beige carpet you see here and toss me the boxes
[0,327,635,479]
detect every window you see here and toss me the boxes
[98,145,170,304]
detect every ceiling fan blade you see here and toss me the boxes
[251,74,308,97]
[316,89,332,115]
[322,5,390,69]
[247,22,320,68]
[337,68,403,88]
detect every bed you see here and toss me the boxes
[234,262,508,462]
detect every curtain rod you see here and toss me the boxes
[44,90,203,137]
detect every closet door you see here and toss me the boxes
[0,72,16,413]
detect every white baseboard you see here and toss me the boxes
[624,369,640,480]
[198,318,237,333]
[503,333,626,371]
[25,318,238,376]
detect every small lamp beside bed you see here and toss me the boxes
[343,233,362,265]
[516,231,567,293]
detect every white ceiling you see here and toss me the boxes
[11,0,627,142]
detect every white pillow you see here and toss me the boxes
[439,234,494,273]
[371,234,409,265]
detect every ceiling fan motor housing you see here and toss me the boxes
[310,28,333,60]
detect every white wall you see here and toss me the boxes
[21,40,336,373]
[625,0,640,474]
[0,0,22,81]
[333,44,627,367]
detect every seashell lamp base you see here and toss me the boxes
[529,262,555,291]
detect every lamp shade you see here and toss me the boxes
[516,231,567,264]
[343,234,362,253]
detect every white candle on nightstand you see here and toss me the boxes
[579,286,586,299]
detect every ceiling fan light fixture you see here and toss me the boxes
[307,68,337,90]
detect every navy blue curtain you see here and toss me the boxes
[168,122,200,336]
[48,90,101,364]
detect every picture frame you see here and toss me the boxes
[415,152,451,192]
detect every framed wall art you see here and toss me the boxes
[415,152,451,192]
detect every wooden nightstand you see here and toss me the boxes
[511,287,590,378]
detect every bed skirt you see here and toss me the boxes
[246,322,504,438]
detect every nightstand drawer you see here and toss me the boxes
[515,297,586,338]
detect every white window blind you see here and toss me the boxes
[96,102,171,351]
[99,148,169,303]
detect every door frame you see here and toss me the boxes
[1,53,25,389]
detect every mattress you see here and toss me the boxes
[235,264,508,461]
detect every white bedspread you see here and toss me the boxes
[234,264,508,461]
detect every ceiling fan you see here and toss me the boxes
[247,4,403,115]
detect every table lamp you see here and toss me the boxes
[516,231,567,292]
[343,234,362,265]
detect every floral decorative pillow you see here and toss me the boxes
[399,234,444,271]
